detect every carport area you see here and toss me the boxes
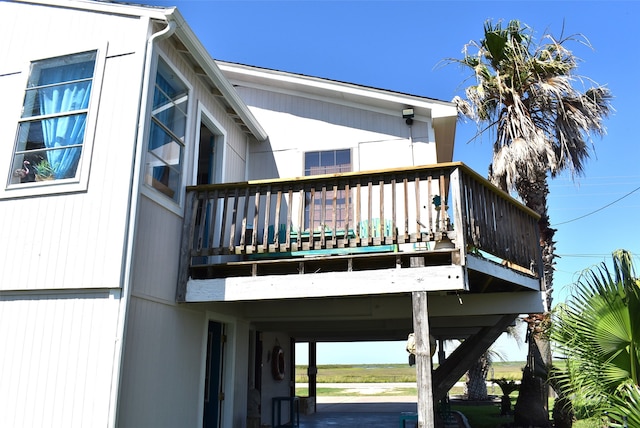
[250,291,538,428]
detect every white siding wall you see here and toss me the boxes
[0,3,148,291]
[116,38,255,426]
[0,291,120,427]
[0,4,148,428]
[259,332,293,426]
[118,297,205,428]
[236,87,438,180]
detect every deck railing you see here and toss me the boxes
[180,162,542,277]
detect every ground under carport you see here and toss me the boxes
[298,396,469,428]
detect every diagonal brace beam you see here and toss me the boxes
[432,313,518,401]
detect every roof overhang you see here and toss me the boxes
[218,62,457,120]
[12,0,175,19]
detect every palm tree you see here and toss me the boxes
[452,19,613,425]
[453,19,612,308]
[551,250,640,426]
[464,323,522,402]
[491,378,520,415]
[464,349,492,401]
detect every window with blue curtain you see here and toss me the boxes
[145,58,188,202]
[10,51,96,185]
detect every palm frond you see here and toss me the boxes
[451,19,612,193]
[551,250,640,410]
[605,382,640,427]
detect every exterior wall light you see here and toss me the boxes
[402,108,414,125]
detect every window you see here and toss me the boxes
[304,149,351,176]
[304,149,351,230]
[144,58,188,202]
[9,51,96,185]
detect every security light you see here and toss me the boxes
[402,108,414,125]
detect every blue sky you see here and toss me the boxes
[146,0,640,362]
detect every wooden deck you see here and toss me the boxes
[178,162,543,295]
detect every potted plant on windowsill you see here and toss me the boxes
[34,159,55,181]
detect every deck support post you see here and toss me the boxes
[308,341,317,412]
[412,291,435,428]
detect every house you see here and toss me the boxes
[0,1,546,427]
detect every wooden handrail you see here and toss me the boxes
[181,163,542,279]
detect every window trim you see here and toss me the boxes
[139,52,193,215]
[2,44,107,199]
[191,103,228,186]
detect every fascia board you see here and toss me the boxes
[218,62,457,120]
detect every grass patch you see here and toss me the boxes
[295,387,419,396]
[573,419,606,428]
[450,402,510,428]
[295,364,417,383]
[295,362,525,384]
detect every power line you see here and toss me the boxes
[556,253,640,260]
[552,185,640,226]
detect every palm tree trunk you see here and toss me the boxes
[514,326,551,427]
[513,175,555,425]
[515,175,555,310]
[465,355,489,401]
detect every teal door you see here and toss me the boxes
[203,321,224,428]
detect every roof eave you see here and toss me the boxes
[12,0,175,19]
[165,11,268,142]
[217,61,458,120]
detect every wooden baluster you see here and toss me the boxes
[391,177,397,243]
[367,180,373,245]
[414,174,420,243]
[252,187,260,253]
[239,187,250,254]
[217,188,228,254]
[262,186,271,253]
[295,189,302,251]
[426,175,433,237]
[439,173,447,231]
[319,185,326,249]
[344,182,351,248]
[331,184,338,248]
[190,193,201,254]
[379,179,385,245]
[228,188,239,254]
[274,189,282,251]
[403,178,409,241]
[196,191,207,252]
[308,187,315,251]
[208,189,219,251]
[355,182,361,245]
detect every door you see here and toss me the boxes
[197,122,216,186]
[203,321,225,428]
[195,121,217,255]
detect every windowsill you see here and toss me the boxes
[149,177,175,199]
[140,183,184,218]
[1,177,86,199]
